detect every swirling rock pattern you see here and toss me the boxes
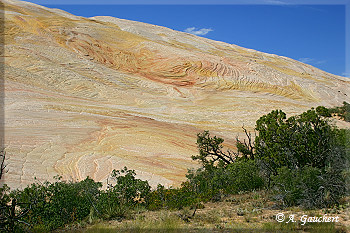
[2,0,350,189]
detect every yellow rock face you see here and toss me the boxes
[2,0,350,189]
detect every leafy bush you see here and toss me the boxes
[186,159,264,201]
[256,108,349,208]
[192,106,348,208]
[255,109,335,177]
[146,184,167,210]
[3,167,152,230]
[192,130,235,168]
[316,106,331,117]
[0,184,10,208]
[0,184,15,232]
[12,177,102,231]
[344,129,350,195]
[97,167,151,219]
[147,182,199,210]
[272,165,347,208]
[225,160,265,194]
[186,166,225,202]
[328,101,350,122]
[109,167,151,208]
[272,166,316,207]
[97,190,130,220]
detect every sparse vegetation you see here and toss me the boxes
[0,105,349,232]
[327,101,350,122]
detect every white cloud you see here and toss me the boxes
[299,57,326,65]
[299,58,313,63]
[262,0,291,5]
[184,27,213,36]
[342,72,350,77]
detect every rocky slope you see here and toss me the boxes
[2,0,350,189]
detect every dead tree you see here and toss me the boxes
[193,127,256,167]
[0,150,5,180]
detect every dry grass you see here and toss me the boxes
[66,191,349,233]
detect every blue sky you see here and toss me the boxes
[23,1,348,77]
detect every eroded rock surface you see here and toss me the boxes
[2,0,350,189]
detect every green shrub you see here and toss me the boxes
[186,159,264,201]
[328,101,350,122]
[11,177,102,231]
[110,167,151,207]
[0,184,10,207]
[256,108,348,208]
[147,182,199,210]
[272,166,314,207]
[146,184,166,210]
[192,131,234,168]
[0,184,16,232]
[97,167,151,219]
[272,165,346,208]
[316,106,331,117]
[225,159,265,194]
[97,190,131,220]
[255,109,335,177]
[186,166,225,202]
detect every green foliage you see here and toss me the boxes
[258,109,349,208]
[272,166,316,207]
[0,184,15,232]
[254,110,289,177]
[255,109,335,177]
[12,177,102,231]
[186,166,224,202]
[146,183,199,210]
[97,167,151,219]
[0,184,10,207]
[193,106,348,209]
[236,140,253,160]
[225,160,265,194]
[343,129,350,195]
[316,106,331,117]
[2,167,152,230]
[97,190,130,220]
[272,165,346,208]
[186,159,264,201]
[328,101,350,122]
[110,167,151,207]
[192,131,236,168]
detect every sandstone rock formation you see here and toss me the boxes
[2,0,350,189]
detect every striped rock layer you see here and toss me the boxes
[2,0,350,189]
